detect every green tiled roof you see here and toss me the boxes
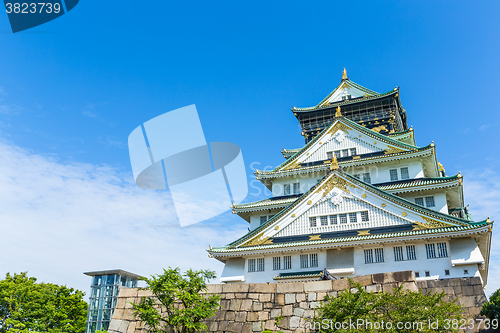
[376,175,461,191]
[233,197,298,212]
[274,270,322,280]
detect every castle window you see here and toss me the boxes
[361,211,369,222]
[342,149,349,157]
[362,173,371,184]
[350,148,357,156]
[248,259,256,272]
[415,271,420,278]
[353,174,361,179]
[400,167,409,180]
[329,215,338,225]
[309,217,317,227]
[390,169,398,181]
[310,254,318,267]
[445,269,450,276]
[349,212,358,223]
[425,271,430,277]
[394,246,404,261]
[335,151,341,159]
[364,248,384,263]
[300,254,309,268]
[320,216,328,226]
[293,183,300,194]
[260,216,268,225]
[284,184,291,195]
[374,248,384,263]
[283,256,292,270]
[415,197,424,206]
[339,214,348,224]
[364,249,373,264]
[437,242,448,257]
[425,244,436,259]
[426,243,447,259]
[406,245,417,260]
[464,269,469,275]
[425,196,435,207]
[273,257,281,270]
[257,258,265,271]
[327,151,333,160]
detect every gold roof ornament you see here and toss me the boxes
[335,105,342,118]
[342,67,348,80]
[438,162,445,172]
[330,154,339,170]
[487,216,491,222]
[458,171,462,178]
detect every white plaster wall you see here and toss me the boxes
[303,135,380,164]
[346,160,424,185]
[398,192,448,214]
[272,176,322,197]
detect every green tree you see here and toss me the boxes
[481,288,500,322]
[132,267,220,333]
[0,272,87,333]
[310,280,463,333]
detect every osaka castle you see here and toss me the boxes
[208,69,493,286]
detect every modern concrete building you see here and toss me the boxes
[84,269,142,333]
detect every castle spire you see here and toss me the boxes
[342,67,348,80]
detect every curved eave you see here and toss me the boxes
[292,89,396,112]
[209,222,492,255]
[233,198,298,214]
[378,175,462,193]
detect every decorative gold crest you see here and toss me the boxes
[314,175,355,197]
[384,147,405,155]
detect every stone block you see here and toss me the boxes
[126,322,136,333]
[365,284,382,293]
[259,293,272,302]
[331,278,350,291]
[470,277,482,286]
[296,293,306,302]
[392,270,415,282]
[460,296,477,308]
[252,321,262,332]
[124,298,136,309]
[118,320,129,333]
[263,302,273,309]
[247,311,258,321]
[243,322,253,333]
[308,292,317,301]
[304,280,332,292]
[317,292,326,301]
[119,288,138,298]
[282,304,293,316]
[290,316,301,329]
[327,291,338,298]
[258,311,269,321]
[249,283,277,293]
[252,301,263,311]
[265,319,277,331]
[309,301,319,309]
[285,294,296,304]
[209,321,218,332]
[137,289,151,297]
[206,284,223,294]
[225,293,235,299]
[115,297,126,309]
[219,321,228,331]
[304,309,314,318]
[372,272,394,284]
[469,307,481,316]
[215,309,225,321]
[241,299,253,311]
[299,302,309,309]
[228,321,243,332]
[473,284,485,296]
[293,307,305,317]
[271,308,282,318]
[248,293,260,299]
[277,282,304,293]
[236,293,248,298]
[113,308,124,320]
[229,299,242,311]
[382,282,398,293]
[352,274,373,286]
[236,311,247,322]
[401,282,418,292]
[276,294,285,305]
[123,309,135,321]
[222,283,249,293]
[416,280,428,289]
[462,286,475,297]
[109,320,122,332]
[226,311,235,321]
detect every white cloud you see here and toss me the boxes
[0,104,22,115]
[0,139,247,298]
[463,168,500,296]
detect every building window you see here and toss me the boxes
[273,257,281,270]
[327,151,333,160]
[425,244,436,259]
[425,196,435,207]
[309,217,317,227]
[390,169,398,181]
[284,184,291,195]
[415,197,424,206]
[445,269,450,276]
[362,173,371,184]
[464,269,469,275]
[393,246,404,261]
[329,215,338,225]
[349,212,357,223]
[300,254,309,268]
[400,167,409,180]
[257,258,265,272]
[364,249,374,264]
[334,151,341,159]
[342,149,349,157]
[350,148,357,156]
[260,216,268,225]
[283,256,292,270]
[248,259,256,272]
[320,216,328,226]
[437,242,448,257]
[339,214,348,224]
[374,248,384,263]
[406,245,417,260]
[293,183,300,194]
[425,271,430,277]
[353,173,361,179]
[310,254,318,267]
[415,271,420,278]
[361,211,369,222]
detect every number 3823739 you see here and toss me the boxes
[5,3,62,14]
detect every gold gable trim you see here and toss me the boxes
[415,216,452,229]
[315,175,356,197]
[384,146,406,155]
[326,122,351,136]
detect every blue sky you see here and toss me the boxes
[0,1,499,296]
